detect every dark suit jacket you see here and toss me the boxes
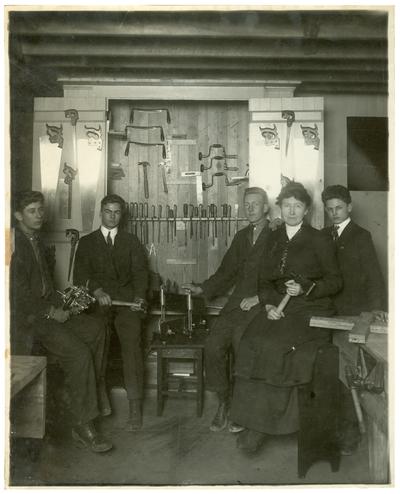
[322,220,386,315]
[10,227,60,353]
[201,223,270,314]
[73,229,149,302]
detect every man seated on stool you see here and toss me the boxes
[73,194,149,432]
[183,187,273,433]
[321,184,387,454]
[10,191,113,453]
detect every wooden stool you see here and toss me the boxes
[153,341,204,417]
[297,343,341,478]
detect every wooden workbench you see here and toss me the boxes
[10,356,47,439]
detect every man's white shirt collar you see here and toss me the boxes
[335,217,351,237]
[100,226,118,244]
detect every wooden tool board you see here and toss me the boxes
[107,100,249,286]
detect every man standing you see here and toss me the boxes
[10,191,112,453]
[183,187,271,432]
[321,185,386,316]
[321,184,387,454]
[73,194,149,431]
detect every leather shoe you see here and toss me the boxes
[97,380,112,417]
[228,421,245,433]
[237,429,266,455]
[72,422,113,453]
[126,399,142,431]
[209,401,228,432]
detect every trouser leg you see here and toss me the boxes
[113,308,143,400]
[35,314,104,425]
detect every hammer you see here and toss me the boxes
[138,161,150,199]
[66,228,80,282]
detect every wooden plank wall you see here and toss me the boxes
[108,100,249,287]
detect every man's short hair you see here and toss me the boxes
[243,187,268,203]
[321,185,352,205]
[13,190,44,213]
[100,194,126,211]
[276,182,312,208]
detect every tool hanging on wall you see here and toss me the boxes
[138,203,144,243]
[125,141,166,159]
[129,108,171,124]
[151,205,156,243]
[66,228,79,282]
[159,162,169,194]
[282,110,296,156]
[158,205,162,244]
[64,109,79,219]
[183,203,189,247]
[166,205,171,243]
[173,205,177,238]
[144,202,149,244]
[202,171,244,190]
[199,144,237,161]
[125,125,165,142]
[46,123,64,148]
[85,125,103,151]
[138,161,150,199]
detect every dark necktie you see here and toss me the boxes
[107,231,113,248]
[31,235,52,297]
[332,225,339,242]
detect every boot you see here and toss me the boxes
[72,421,113,453]
[126,399,142,431]
[236,428,266,455]
[209,393,229,432]
[97,379,112,417]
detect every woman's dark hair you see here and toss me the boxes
[13,190,44,213]
[276,181,312,208]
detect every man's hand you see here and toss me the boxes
[269,218,284,231]
[285,280,304,297]
[93,288,112,306]
[265,304,284,320]
[240,296,259,312]
[51,307,70,323]
[181,283,203,296]
[133,297,147,312]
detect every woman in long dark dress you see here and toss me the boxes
[230,182,342,454]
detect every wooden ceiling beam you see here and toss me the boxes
[21,55,388,73]
[53,67,387,84]
[19,37,387,60]
[9,11,388,40]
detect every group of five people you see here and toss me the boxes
[10,181,386,455]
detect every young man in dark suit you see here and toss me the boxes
[183,187,272,433]
[73,194,149,431]
[321,185,386,316]
[321,184,387,454]
[10,191,113,453]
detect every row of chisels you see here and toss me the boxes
[126,202,247,246]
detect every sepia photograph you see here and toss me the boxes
[4,2,393,488]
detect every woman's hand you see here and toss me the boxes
[285,280,304,297]
[265,304,284,320]
[240,296,259,312]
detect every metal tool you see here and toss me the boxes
[282,110,296,156]
[159,162,169,194]
[166,205,170,243]
[129,108,171,124]
[189,204,194,239]
[151,205,156,242]
[138,161,150,199]
[144,202,149,244]
[168,207,174,242]
[132,202,138,236]
[158,205,162,243]
[138,203,144,243]
[227,204,232,237]
[173,204,177,237]
[66,228,79,281]
[222,204,228,246]
[198,144,224,160]
[62,163,77,219]
[183,203,189,246]
[194,206,199,240]
[125,125,165,141]
[125,141,166,159]
[200,204,207,240]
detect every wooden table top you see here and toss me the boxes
[10,355,47,397]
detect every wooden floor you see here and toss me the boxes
[8,387,375,486]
